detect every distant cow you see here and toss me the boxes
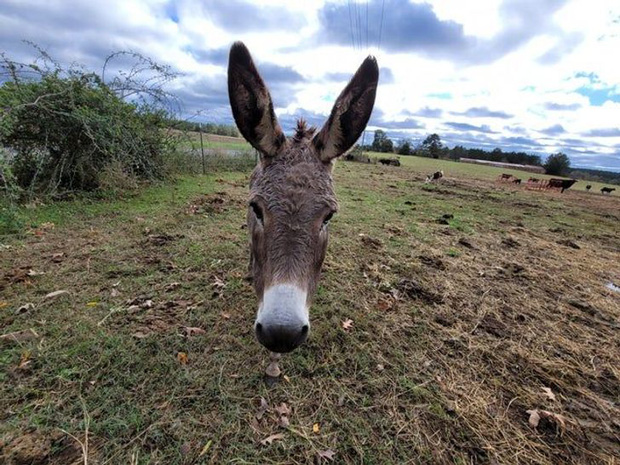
[585,185,592,191]
[379,157,400,166]
[601,187,616,195]
[498,173,515,182]
[512,178,522,184]
[425,170,444,183]
[545,178,577,193]
[528,177,540,183]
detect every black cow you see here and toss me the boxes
[601,187,616,195]
[545,178,577,193]
[585,185,592,191]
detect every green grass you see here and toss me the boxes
[365,151,617,194]
[1,161,619,464]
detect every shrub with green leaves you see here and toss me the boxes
[0,47,179,197]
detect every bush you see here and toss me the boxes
[544,152,571,176]
[0,46,180,198]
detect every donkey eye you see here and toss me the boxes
[322,211,334,226]
[250,202,263,222]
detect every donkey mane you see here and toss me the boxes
[292,119,317,143]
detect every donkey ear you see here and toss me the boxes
[313,56,379,162]
[228,42,286,158]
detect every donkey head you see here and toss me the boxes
[228,42,378,353]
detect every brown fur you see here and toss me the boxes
[228,41,378,350]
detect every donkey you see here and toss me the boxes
[228,42,378,362]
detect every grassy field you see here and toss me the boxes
[365,151,618,194]
[1,158,619,464]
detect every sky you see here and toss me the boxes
[1,0,620,171]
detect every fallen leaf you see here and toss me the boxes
[278,416,290,428]
[16,303,35,314]
[526,409,567,435]
[283,375,291,383]
[181,326,206,337]
[313,423,320,434]
[86,301,98,307]
[0,328,39,344]
[526,409,541,428]
[110,288,120,298]
[18,351,32,369]
[274,403,291,417]
[177,352,188,365]
[165,282,180,291]
[256,397,269,420]
[317,449,336,461]
[44,290,70,299]
[341,319,354,331]
[376,364,385,371]
[260,433,284,446]
[51,252,65,262]
[132,331,150,339]
[220,312,231,319]
[198,439,212,457]
[27,269,44,277]
[541,386,556,401]
[0,301,8,309]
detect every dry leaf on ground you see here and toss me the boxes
[317,449,336,461]
[256,397,269,420]
[526,409,567,434]
[177,352,188,364]
[341,319,354,331]
[181,326,206,337]
[1,328,39,344]
[259,433,284,446]
[541,386,556,401]
[274,403,291,417]
[313,423,320,433]
[44,290,70,299]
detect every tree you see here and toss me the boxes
[544,152,571,176]
[422,133,443,158]
[371,129,394,153]
[397,138,413,155]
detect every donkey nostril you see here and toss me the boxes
[301,325,309,335]
[256,323,263,334]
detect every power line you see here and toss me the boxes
[347,0,356,50]
[378,0,386,51]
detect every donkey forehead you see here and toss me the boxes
[252,158,337,210]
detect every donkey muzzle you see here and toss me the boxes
[255,284,310,353]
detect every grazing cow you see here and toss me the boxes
[601,187,616,195]
[528,177,540,183]
[512,178,522,184]
[228,43,378,366]
[545,178,577,193]
[586,185,592,191]
[426,170,444,183]
[379,158,400,166]
[498,173,515,182]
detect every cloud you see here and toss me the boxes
[204,0,306,32]
[444,122,497,133]
[412,107,443,118]
[544,102,582,111]
[584,128,620,137]
[452,107,513,119]
[259,63,305,84]
[317,0,575,65]
[379,117,425,129]
[539,124,566,135]
[317,0,468,54]
[324,66,394,84]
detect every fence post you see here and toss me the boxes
[199,123,206,175]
